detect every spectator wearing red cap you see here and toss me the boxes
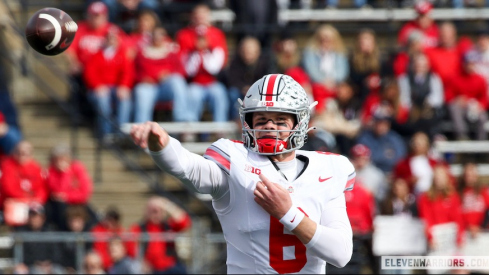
[66,1,125,122]
[393,132,446,195]
[426,22,473,104]
[67,2,122,75]
[447,50,488,140]
[0,141,48,211]
[458,162,489,239]
[84,26,134,140]
[418,164,465,247]
[398,1,439,50]
[349,143,387,202]
[177,4,229,123]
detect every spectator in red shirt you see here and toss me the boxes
[44,144,94,229]
[0,141,47,210]
[345,181,375,236]
[448,51,489,141]
[177,4,229,123]
[0,110,22,155]
[84,26,134,140]
[398,1,439,50]
[91,206,126,271]
[361,78,410,129]
[458,162,489,239]
[127,196,191,274]
[418,165,465,248]
[133,26,189,124]
[126,10,160,59]
[66,1,125,122]
[393,30,425,77]
[426,21,472,102]
[338,180,376,275]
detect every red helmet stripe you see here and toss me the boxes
[265,74,279,101]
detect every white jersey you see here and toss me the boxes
[151,137,355,274]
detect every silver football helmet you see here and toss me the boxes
[238,74,317,155]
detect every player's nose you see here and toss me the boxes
[263,119,277,130]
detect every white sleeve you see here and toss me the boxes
[202,47,225,75]
[305,195,353,268]
[149,137,229,199]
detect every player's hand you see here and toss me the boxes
[253,173,293,219]
[130,121,169,151]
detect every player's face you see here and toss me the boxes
[252,112,295,140]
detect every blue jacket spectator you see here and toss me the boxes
[357,108,407,173]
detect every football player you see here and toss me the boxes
[131,74,355,274]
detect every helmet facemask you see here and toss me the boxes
[239,74,317,155]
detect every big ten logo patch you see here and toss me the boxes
[245,164,261,175]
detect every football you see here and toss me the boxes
[25,8,78,56]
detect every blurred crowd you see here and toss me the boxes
[1,0,489,273]
[11,195,191,274]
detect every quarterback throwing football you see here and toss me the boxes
[131,74,355,274]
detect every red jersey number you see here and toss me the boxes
[269,216,307,274]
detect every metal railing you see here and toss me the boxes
[3,219,227,274]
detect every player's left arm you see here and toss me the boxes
[293,195,353,268]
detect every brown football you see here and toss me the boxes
[25,8,77,56]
